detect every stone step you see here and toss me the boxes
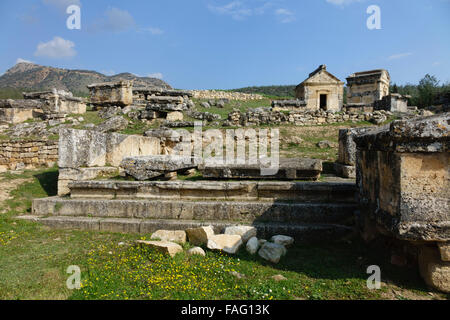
[16,215,354,243]
[32,197,356,225]
[68,180,357,203]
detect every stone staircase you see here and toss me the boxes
[19,180,359,243]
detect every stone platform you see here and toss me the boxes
[23,180,358,243]
[199,158,322,181]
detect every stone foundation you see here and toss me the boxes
[0,139,58,171]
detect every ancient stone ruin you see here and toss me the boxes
[355,113,449,293]
[0,89,86,125]
[88,80,134,107]
[294,65,345,112]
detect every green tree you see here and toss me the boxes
[417,74,439,108]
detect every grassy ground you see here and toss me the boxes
[0,168,448,300]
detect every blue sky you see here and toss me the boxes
[0,0,449,89]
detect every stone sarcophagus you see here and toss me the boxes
[88,81,133,107]
[355,113,450,292]
[23,90,86,115]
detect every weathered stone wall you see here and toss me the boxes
[58,128,162,195]
[190,90,264,101]
[0,139,58,171]
[225,108,391,127]
[355,113,450,293]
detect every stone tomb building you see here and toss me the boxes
[295,65,344,112]
[346,69,391,106]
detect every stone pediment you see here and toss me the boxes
[297,65,343,87]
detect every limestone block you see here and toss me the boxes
[120,155,198,181]
[258,242,287,264]
[151,230,187,244]
[271,235,294,247]
[136,240,183,258]
[418,246,450,293]
[186,226,215,246]
[187,247,206,257]
[224,226,257,243]
[207,234,243,254]
[246,237,260,255]
[166,111,184,122]
[438,242,450,262]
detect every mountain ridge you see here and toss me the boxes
[0,62,171,96]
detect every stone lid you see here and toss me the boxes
[87,80,133,89]
[354,112,450,153]
[0,99,43,109]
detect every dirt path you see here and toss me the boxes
[0,176,31,213]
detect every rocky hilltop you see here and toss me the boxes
[0,62,172,96]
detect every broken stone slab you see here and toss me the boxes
[271,235,294,247]
[418,245,450,293]
[199,158,322,181]
[147,96,184,104]
[354,113,450,153]
[136,240,183,258]
[207,234,243,254]
[166,111,184,122]
[120,155,199,181]
[150,230,187,244]
[186,226,215,246]
[224,226,257,243]
[246,237,260,255]
[95,116,128,133]
[146,103,187,112]
[187,247,206,257]
[334,162,356,179]
[258,242,287,264]
[337,127,374,166]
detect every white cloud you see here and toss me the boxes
[326,0,363,6]
[432,62,441,67]
[90,7,135,33]
[42,0,81,10]
[275,8,295,23]
[34,36,76,59]
[388,52,413,60]
[16,58,34,64]
[147,73,163,79]
[208,1,273,20]
[140,27,164,35]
